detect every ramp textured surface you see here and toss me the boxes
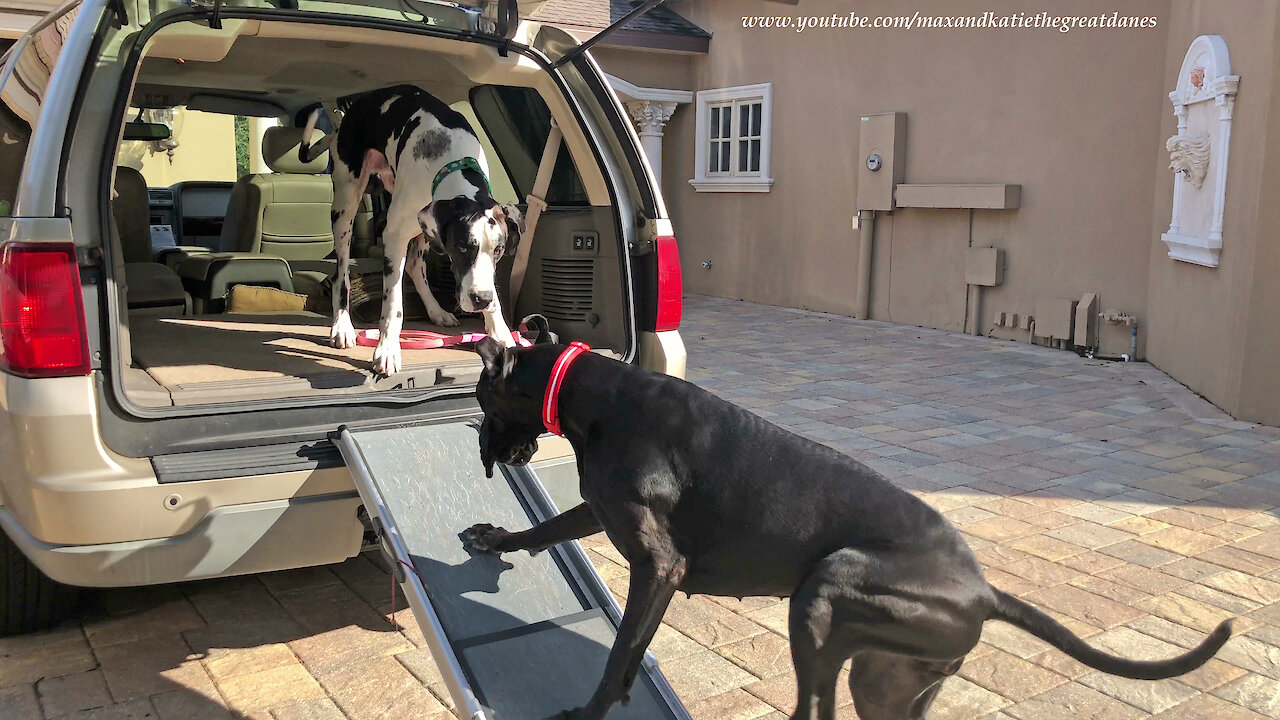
[348,422,678,718]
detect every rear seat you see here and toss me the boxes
[113,166,189,316]
[175,126,378,308]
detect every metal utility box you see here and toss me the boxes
[1034,297,1078,341]
[857,112,907,211]
[1074,293,1099,349]
[965,247,1005,287]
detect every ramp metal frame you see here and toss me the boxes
[338,425,490,719]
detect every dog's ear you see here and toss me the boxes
[418,199,456,250]
[476,336,517,379]
[500,203,523,250]
[521,314,558,345]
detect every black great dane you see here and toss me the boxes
[463,330,1232,720]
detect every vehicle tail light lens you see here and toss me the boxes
[0,242,90,378]
[654,234,682,332]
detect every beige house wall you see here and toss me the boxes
[592,47,695,91]
[644,0,1169,346]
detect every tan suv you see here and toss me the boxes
[0,0,685,635]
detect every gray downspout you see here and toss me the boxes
[855,210,876,320]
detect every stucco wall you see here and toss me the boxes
[1144,1,1280,423]
[642,0,1171,350]
[592,47,694,91]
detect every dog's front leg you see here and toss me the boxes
[482,305,516,348]
[372,240,409,378]
[549,555,685,720]
[405,235,459,328]
[328,165,366,349]
[463,502,600,555]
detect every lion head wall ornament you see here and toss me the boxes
[1167,132,1211,189]
[1162,36,1239,267]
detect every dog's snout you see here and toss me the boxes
[469,290,494,309]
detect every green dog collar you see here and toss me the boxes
[431,157,491,197]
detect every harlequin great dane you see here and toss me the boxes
[300,84,522,377]
[462,332,1234,720]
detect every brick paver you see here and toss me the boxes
[4,294,1280,718]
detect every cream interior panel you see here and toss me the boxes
[144,19,261,61]
[244,22,610,205]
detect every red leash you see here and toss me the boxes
[355,328,533,349]
[543,341,591,436]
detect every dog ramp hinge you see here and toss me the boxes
[371,516,408,584]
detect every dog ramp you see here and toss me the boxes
[335,422,690,720]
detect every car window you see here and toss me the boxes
[449,100,518,205]
[470,85,588,206]
[0,6,80,216]
[118,108,242,186]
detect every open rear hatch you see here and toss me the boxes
[107,0,653,412]
[172,0,669,55]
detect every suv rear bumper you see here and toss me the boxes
[0,491,363,587]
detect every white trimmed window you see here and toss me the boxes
[691,83,773,192]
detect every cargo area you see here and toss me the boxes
[124,313,487,406]
[109,14,632,409]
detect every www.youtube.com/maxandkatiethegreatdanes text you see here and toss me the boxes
[741,10,1160,33]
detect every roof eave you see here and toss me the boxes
[599,28,708,54]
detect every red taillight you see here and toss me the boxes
[0,242,90,378]
[654,234,682,332]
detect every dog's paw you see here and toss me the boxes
[371,341,402,378]
[330,316,357,349]
[493,329,518,349]
[462,523,511,554]
[431,310,460,327]
[544,708,585,720]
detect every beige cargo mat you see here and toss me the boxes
[128,312,486,405]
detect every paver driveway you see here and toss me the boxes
[4,294,1280,719]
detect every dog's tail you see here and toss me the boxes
[298,108,336,165]
[990,588,1231,680]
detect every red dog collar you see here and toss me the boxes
[543,341,591,436]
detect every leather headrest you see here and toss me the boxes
[262,126,328,174]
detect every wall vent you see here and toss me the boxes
[540,258,594,321]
